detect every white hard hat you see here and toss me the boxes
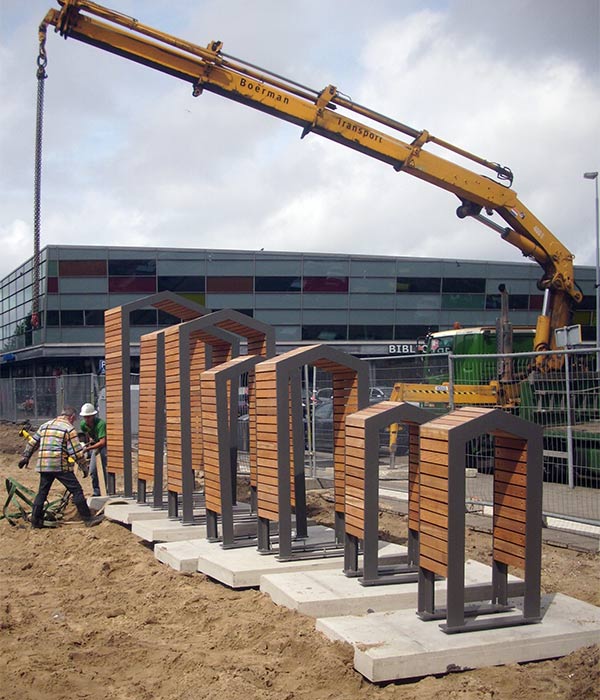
[80,402,98,417]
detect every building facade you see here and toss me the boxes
[1,244,596,377]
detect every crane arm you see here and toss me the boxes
[41,0,581,348]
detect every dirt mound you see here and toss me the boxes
[0,423,598,700]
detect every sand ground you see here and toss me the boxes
[0,422,598,700]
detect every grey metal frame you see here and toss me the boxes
[342,401,430,584]
[165,309,275,524]
[416,408,543,633]
[105,291,208,497]
[204,354,265,546]
[165,322,240,524]
[256,344,369,560]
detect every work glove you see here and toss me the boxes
[18,458,29,469]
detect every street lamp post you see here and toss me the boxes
[583,171,599,367]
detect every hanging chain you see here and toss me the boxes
[32,30,48,329]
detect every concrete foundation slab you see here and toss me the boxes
[192,528,408,588]
[260,559,518,618]
[104,500,170,524]
[132,513,257,542]
[316,593,600,683]
[154,539,210,573]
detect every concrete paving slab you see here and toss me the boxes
[316,593,600,682]
[260,559,520,618]
[154,540,209,573]
[193,528,408,588]
[104,500,170,524]
[132,514,257,543]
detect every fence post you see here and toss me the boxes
[32,376,38,421]
[12,378,17,423]
[565,352,575,489]
[448,353,455,411]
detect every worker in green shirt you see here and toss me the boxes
[80,403,107,497]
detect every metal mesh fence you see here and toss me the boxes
[0,374,103,424]
[3,354,597,528]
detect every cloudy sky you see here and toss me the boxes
[1,0,599,281]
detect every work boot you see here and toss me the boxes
[84,514,104,528]
[30,505,45,529]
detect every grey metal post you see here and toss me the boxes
[152,332,166,509]
[448,354,455,411]
[565,351,575,489]
[217,373,235,545]
[179,336,195,524]
[446,434,466,630]
[291,372,307,538]
[524,430,543,621]
[276,373,293,560]
[120,312,133,497]
[583,171,599,368]
[362,424,380,583]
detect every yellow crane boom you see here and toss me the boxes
[40,0,581,350]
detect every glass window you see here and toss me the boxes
[397,277,441,293]
[529,295,544,310]
[442,278,486,293]
[302,325,347,341]
[60,310,84,326]
[348,325,393,340]
[108,259,156,276]
[109,277,156,293]
[46,311,59,327]
[255,276,302,292]
[131,309,157,325]
[303,277,349,293]
[84,310,105,326]
[158,310,181,326]
[206,276,253,293]
[158,276,205,292]
[59,260,107,276]
[486,294,529,310]
[508,295,529,310]
[47,277,58,294]
[485,294,501,309]
[442,294,485,310]
[577,295,596,310]
[275,326,301,341]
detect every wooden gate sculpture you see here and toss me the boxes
[163,321,240,523]
[343,401,431,584]
[254,344,369,560]
[201,354,265,546]
[163,310,275,524]
[104,292,207,496]
[416,406,543,633]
